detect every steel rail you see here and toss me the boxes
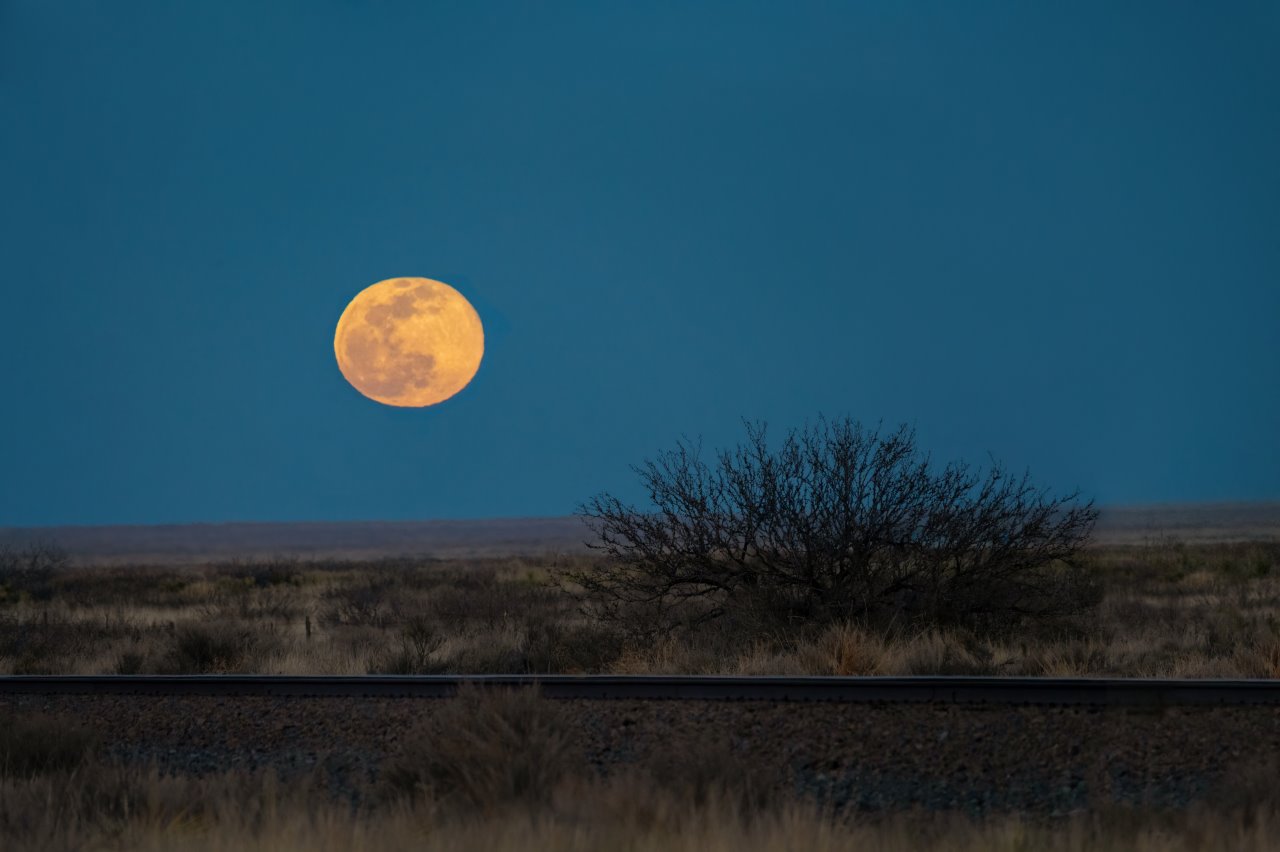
[3,675,1280,705]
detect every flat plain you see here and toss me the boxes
[2,503,1279,851]
[4,501,1277,565]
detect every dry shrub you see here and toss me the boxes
[0,543,68,603]
[368,616,447,674]
[520,618,624,673]
[380,685,579,811]
[165,622,270,673]
[0,613,104,674]
[319,580,397,629]
[433,617,625,674]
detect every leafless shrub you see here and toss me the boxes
[429,573,549,631]
[320,580,396,628]
[164,622,268,673]
[520,617,625,674]
[217,557,302,588]
[572,417,1100,640]
[369,616,448,674]
[0,542,69,603]
[51,565,189,610]
[0,611,105,674]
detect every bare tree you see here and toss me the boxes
[569,418,1100,638]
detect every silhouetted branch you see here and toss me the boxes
[568,417,1099,639]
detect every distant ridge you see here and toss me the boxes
[2,503,1277,566]
[1091,501,1280,545]
[0,517,594,565]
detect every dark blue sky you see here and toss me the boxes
[2,2,1277,526]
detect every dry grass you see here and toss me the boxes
[380,685,580,811]
[4,544,1278,848]
[7,770,1279,852]
[1,542,1278,677]
[3,697,1280,852]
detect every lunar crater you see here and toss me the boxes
[334,277,483,407]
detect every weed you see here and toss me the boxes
[381,686,579,811]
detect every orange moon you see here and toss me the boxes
[334,277,484,407]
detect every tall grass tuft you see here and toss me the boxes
[380,685,579,811]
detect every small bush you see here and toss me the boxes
[166,623,262,673]
[320,581,395,628]
[0,612,103,674]
[381,686,579,811]
[369,616,447,674]
[0,543,68,603]
[521,618,625,673]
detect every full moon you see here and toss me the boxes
[334,277,484,407]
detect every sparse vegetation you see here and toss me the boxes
[0,542,68,604]
[381,685,579,811]
[0,540,1277,677]
[1,697,1280,851]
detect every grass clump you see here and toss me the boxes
[381,685,578,811]
[166,623,265,673]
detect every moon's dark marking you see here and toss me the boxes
[336,277,482,406]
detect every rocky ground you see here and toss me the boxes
[3,693,1277,817]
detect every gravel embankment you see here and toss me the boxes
[3,694,1277,816]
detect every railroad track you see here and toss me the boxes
[3,675,1280,705]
